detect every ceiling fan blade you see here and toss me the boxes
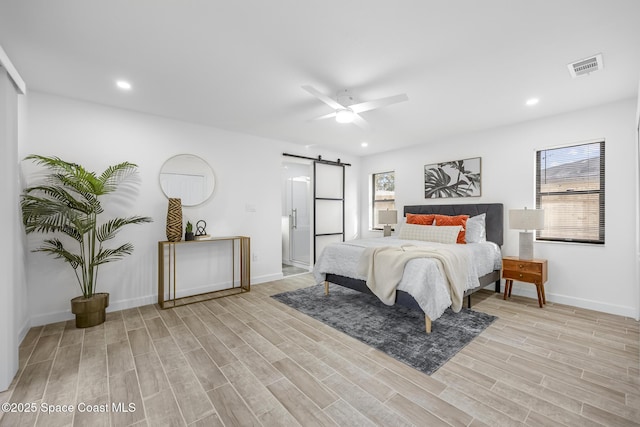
[310,111,337,121]
[350,93,409,114]
[352,114,370,130]
[301,85,345,110]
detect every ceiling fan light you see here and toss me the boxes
[335,108,355,124]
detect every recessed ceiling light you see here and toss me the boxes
[116,80,132,90]
[525,98,539,106]
[361,142,368,147]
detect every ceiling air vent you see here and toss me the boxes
[568,53,603,78]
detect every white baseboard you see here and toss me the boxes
[25,272,286,330]
[29,310,74,327]
[22,273,635,342]
[171,281,235,299]
[283,260,311,270]
[27,293,158,327]
[252,272,285,284]
[17,319,31,347]
[502,284,637,319]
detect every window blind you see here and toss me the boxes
[372,171,395,229]
[535,141,605,244]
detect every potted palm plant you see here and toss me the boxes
[20,155,152,328]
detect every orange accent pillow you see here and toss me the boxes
[434,214,469,244]
[406,213,436,225]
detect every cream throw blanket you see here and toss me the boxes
[357,244,470,312]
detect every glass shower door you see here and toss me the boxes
[289,176,310,266]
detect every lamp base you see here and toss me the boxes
[518,231,534,260]
[383,225,392,237]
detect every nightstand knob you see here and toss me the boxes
[518,264,524,268]
[519,273,523,278]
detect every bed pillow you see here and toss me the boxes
[433,214,469,244]
[392,216,406,236]
[398,224,462,244]
[406,213,436,226]
[465,213,487,243]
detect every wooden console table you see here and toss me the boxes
[158,236,250,309]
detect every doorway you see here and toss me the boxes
[282,162,311,276]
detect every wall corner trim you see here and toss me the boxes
[0,45,26,95]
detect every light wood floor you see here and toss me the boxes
[1,274,638,427]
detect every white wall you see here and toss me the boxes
[360,98,638,318]
[21,91,359,326]
[0,68,27,391]
[18,90,636,329]
[636,77,640,320]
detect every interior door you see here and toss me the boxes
[289,175,310,265]
[314,161,345,262]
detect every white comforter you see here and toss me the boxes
[313,237,502,321]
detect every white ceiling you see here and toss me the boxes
[1,1,639,156]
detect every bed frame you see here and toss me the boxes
[324,203,504,333]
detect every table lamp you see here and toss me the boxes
[378,209,398,237]
[509,207,544,259]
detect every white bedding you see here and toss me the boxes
[313,237,502,321]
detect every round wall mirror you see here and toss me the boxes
[159,154,215,206]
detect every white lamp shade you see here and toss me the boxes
[378,209,398,225]
[509,208,544,231]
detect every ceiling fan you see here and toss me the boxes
[302,85,408,130]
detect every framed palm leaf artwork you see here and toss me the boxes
[424,157,481,198]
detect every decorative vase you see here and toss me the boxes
[71,292,109,328]
[166,198,183,242]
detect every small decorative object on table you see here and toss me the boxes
[194,219,211,240]
[166,198,183,242]
[185,221,194,241]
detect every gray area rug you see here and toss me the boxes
[272,284,497,375]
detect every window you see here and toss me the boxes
[535,141,604,244]
[372,171,395,229]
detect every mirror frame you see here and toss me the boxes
[159,154,215,206]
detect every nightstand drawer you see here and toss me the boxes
[503,269,542,284]
[503,259,542,274]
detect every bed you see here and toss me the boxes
[313,203,503,333]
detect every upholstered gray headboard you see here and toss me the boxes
[403,203,504,246]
